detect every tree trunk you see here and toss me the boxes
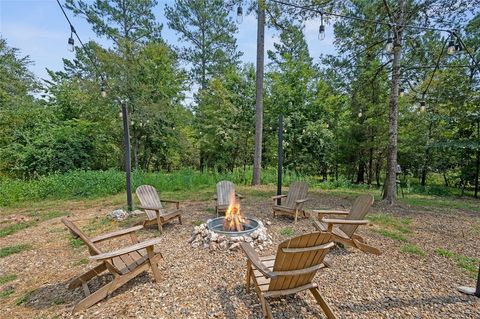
[475,120,480,198]
[252,0,265,185]
[383,2,405,204]
[357,160,365,184]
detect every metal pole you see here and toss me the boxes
[477,265,480,297]
[458,263,480,297]
[277,114,284,205]
[121,100,133,211]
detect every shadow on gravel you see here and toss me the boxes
[216,284,327,318]
[337,294,474,313]
[23,272,153,311]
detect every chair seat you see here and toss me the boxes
[251,255,276,292]
[272,205,296,213]
[112,247,162,275]
[145,209,182,221]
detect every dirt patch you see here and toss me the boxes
[0,189,479,318]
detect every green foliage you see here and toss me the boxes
[0,244,31,258]
[0,211,69,238]
[0,274,17,285]
[280,227,295,236]
[69,237,84,249]
[15,291,32,306]
[0,287,15,299]
[374,229,408,242]
[435,248,479,278]
[191,220,203,226]
[73,258,89,266]
[401,244,426,256]
[165,0,241,89]
[0,222,34,238]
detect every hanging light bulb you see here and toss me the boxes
[385,36,393,54]
[447,38,456,55]
[318,14,325,41]
[420,100,426,112]
[68,36,74,52]
[68,25,75,52]
[420,93,426,112]
[399,88,405,97]
[101,81,107,98]
[358,110,363,118]
[236,6,243,24]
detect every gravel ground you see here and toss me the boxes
[0,189,479,318]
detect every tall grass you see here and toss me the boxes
[0,167,320,207]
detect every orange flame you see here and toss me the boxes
[223,191,245,231]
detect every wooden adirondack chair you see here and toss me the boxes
[214,180,243,216]
[312,194,380,255]
[135,185,182,233]
[272,181,309,223]
[61,218,163,314]
[240,232,337,319]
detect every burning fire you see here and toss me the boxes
[223,191,246,232]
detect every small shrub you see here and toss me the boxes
[52,297,65,305]
[374,229,408,242]
[0,274,17,285]
[74,258,89,266]
[280,227,294,236]
[191,220,203,226]
[435,248,479,278]
[0,222,34,238]
[69,236,84,249]
[401,244,426,256]
[0,287,15,298]
[0,244,31,258]
[15,291,32,306]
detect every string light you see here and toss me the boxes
[420,94,426,112]
[385,30,393,54]
[101,81,107,98]
[318,14,325,41]
[399,88,405,97]
[68,25,75,52]
[236,5,243,24]
[447,38,456,55]
[358,110,363,117]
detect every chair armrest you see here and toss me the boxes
[312,209,349,215]
[89,238,162,261]
[321,217,369,232]
[161,199,179,204]
[272,195,287,200]
[321,218,369,225]
[161,199,180,209]
[91,225,143,243]
[138,205,162,211]
[240,243,276,279]
[295,198,309,204]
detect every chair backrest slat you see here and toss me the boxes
[269,232,332,292]
[340,194,374,237]
[61,218,102,255]
[216,181,235,207]
[284,181,308,209]
[136,185,163,220]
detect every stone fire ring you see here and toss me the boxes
[206,217,260,237]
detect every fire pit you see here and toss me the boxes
[188,191,272,251]
[207,217,260,237]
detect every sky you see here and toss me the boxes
[0,0,337,85]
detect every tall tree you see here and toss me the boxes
[164,0,241,90]
[252,0,266,185]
